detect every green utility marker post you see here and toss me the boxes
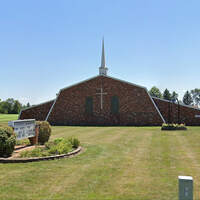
[178,176,193,200]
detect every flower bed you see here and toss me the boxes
[161,123,187,131]
[20,137,80,158]
[0,137,81,163]
[0,146,82,163]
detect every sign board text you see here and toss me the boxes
[8,119,36,140]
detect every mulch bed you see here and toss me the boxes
[0,145,82,163]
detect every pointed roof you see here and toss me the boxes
[99,38,108,76]
[101,37,106,68]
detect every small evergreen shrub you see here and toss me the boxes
[37,121,51,145]
[0,126,16,158]
[69,137,80,148]
[161,123,187,131]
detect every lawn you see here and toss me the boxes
[0,115,200,199]
[0,114,18,125]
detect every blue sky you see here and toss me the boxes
[1,0,200,104]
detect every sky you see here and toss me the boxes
[1,0,200,105]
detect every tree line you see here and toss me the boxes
[0,98,30,114]
[149,87,200,107]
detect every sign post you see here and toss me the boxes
[8,119,38,145]
[178,176,193,200]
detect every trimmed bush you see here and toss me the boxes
[161,123,187,131]
[37,121,51,145]
[0,126,16,158]
[69,137,80,148]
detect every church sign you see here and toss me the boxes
[8,119,36,140]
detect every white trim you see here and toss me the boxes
[105,75,165,123]
[152,97,200,111]
[46,75,100,121]
[46,98,58,121]
[60,75,100,92]
[46,75,165,123]
[106,75,147,90]
[18,99,55,120]
[147,92,166,123]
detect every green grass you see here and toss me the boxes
[0,114,18,125]
[0,116,200,199]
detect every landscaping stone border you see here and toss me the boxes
[0,146,82,163]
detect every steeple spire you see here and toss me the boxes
[99,37,108,76]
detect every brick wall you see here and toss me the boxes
[47,76,164,126]
[19,100,54,121]
[153,97,200,125]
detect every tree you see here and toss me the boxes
[12,100,22,114]
[163,89,171,101]
[183,91,193,105]
[0,101,10,114]
[149,86,162,98]
[191,88,200,107]
[171,91,178,100]
[0,98,23,114]
[6,98,15,114]
[27,102,30,108]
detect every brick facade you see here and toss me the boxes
[153,97,200,125]
[19,75,200,126]
[19,100,54,121]
[47,75,164,126]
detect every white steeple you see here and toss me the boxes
[99,38,108,76]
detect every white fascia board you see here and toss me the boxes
[18,99,54,120]
[146,92,166,123]
[153,97,200,111]
[46,74,165,123]
[46,75,100,121]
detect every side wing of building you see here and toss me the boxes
[19,100,55,121]
[153,97,200,125]
[47,75,164,126]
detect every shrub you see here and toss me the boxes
[0,126,16,158]
[56,141,72,154]
[161,123,187,131]
[37,121,51,145]
[20,137,80,158]
[46,138,73,154]
[16,139,30,146]
[20,147,50,158]
[69,137,80,148]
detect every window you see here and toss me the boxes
[85,97,93,114]
[111,96,119,114]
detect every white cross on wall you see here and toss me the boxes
[96,88,107,110]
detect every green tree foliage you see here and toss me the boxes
[12,100,22,114]
[149,86,162,98]
[163,89,171,101]
[0,101,10,114]
[191,88,200,106]
[0,98,26,114]
[171,91,178,101]
[0,126,16,157]
[183,91,193,105]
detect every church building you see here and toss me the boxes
[19,40,200,126]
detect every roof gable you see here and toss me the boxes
[46,75,165,123]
